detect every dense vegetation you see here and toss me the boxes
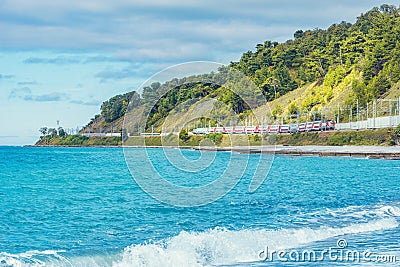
[83,4,400,134]
[36,134,121,146]
[101,91,138,123]
[36,126,121,146]
[274,129,398,146]
[232,4,400,107]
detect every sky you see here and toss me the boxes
[0,0,394,145]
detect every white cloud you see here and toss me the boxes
[8,87,69,102]
[69,99,101,106]
[0,0,389,61]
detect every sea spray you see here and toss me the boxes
[114,218,398,267]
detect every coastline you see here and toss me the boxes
[194,145,400,159]
[34,128,400,148]
[29,144,400,160]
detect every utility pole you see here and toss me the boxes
[349,105,352,129]
[337,105,340,124]
[389,99,392,127]
[398,97,400,124]
[356,99,360,130]
[373,100,377,129]
[397,97,400,116]
[366,102,369,129]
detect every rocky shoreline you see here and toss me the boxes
[193,145,400,160]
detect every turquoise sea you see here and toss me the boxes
[0,146,399,266]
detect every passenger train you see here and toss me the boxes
[192,120,336,135]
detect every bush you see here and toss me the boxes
[179,129,190,142]
[253,134,261,142]
[206,133,223,145]
[393,125,400,145]
[395,124,400,137]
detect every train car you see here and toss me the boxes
[298,123,306,132]
[321,120,335,131]
[279,124,291,133]
[246,126,256,134]
[306,122,314,132]
[260,125,271,134]
[225,127,234,134]
[269,125,280,134]
[233,126,246,134]
[289,124,298,133]
[326,120,336,130]
[192,128,209,134]
[312,121,322,131]
[140,132,161,136]
[213,127,226,134]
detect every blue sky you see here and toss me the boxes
[0,0,393,145]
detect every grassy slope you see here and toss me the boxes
[384,81,400,99]
[253,70,359,123]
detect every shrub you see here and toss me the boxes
[179,129,190,142]
[206,133,223,145]
[253,134,261,142]
[395,124,400,137]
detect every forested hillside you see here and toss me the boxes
[232,4,400,104]
[84,4,400,134]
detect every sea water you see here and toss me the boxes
[0,146,399,266]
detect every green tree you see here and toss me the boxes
[288,102,300,116]
[272,105,283,120]
[395,124,400,136]
[179,129,189,142]
[39,127,48,136]
[367,73,391,97]
[394,124,400,145]
[101,92,136,123]
[142,82,161,105]
[48,128,57,137]
[294,30,304,39]
[58,127,67,137]
[352,79,368,106]
[206,133,223,145]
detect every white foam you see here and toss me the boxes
[311,203,400,220]
[379,205,400,217]
[113,218,398,267]
[0,250,120,267]
[0,250,67,267]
